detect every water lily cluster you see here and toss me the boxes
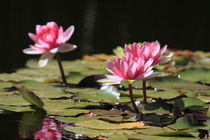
[22,21,172,114]
[102,41,173,113]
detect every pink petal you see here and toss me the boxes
[160,45,167,56]
[39,52,55,67]
[142,46,150,59]
[105,60,114,71]
[23,48,43,55]
[58,43,77,53]
[30,45,47,53]
[157,53,173,64]
[128,62,137,78]
[152,42,160,57]
[119,59,127,77]
[36,25,42,34]
[136,70,154,80]
[50,48,59,54]
[62,25,74,43]
[144,72,160,80]
[47,21,58,29]
[56,27,64,44]
[97,75,122,85]
[28,33,38,42]
[143,58,153,71]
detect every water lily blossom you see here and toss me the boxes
[124,41,172,103]
[23,21,77,67]
[104,56,156,83]
[124,41,173,65]
[23,21,77,85]
[100,56,157,113]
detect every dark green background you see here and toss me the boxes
[1,0,210,72]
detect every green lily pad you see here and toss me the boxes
[156,131,194,137]
[0,105,35,112]
[178,68,210,83]
[67,88,129,103]
[148,76,210,91]
[173,97,208,111]
[147,90,181,99]
[112,46,125,58]
[142,101,172,115]
[64,126,137,138]
[55,116,98,124]
[168,116,197,130]
[0,94,30,106]
[46,108,89,116]
[0,81,13,90]
[75,119,145,130]
[128,134,198,140]
[104,134,128,140]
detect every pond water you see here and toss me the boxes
[0,111,44,140]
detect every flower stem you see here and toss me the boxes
[55,53,67,85]
[142,80,147,103]
[128,84,139,113]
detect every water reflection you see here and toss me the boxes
[34,116,61,140]
[18,111,45,139]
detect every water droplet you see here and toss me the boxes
[0,110,4,113]
[75,134,83,139]
[151,99,156,102]
[171,61,176,65]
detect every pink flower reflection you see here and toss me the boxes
[34,117,62,140]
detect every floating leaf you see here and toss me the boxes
[178,68,210,83]
[104,134,128,140]
[0,94,30,106]
[75,119,145,130]
[64,126,136,138]
[156,131,195,137]
[168,116,196,130]
[55,116,98,124]
[173,97,208,111]
[148,76,210,91]
[113,46,125,58]
[46,108,89,116]
[0,81,13,90]
[0,105,35,112]
[97,85,120,100]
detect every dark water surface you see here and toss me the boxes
[0,111,45,140]
[0,0,210,72]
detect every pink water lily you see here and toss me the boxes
[23,21,77,67]
[124,41,172,103]
[105,56,156,83]
[124,41,173,65]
